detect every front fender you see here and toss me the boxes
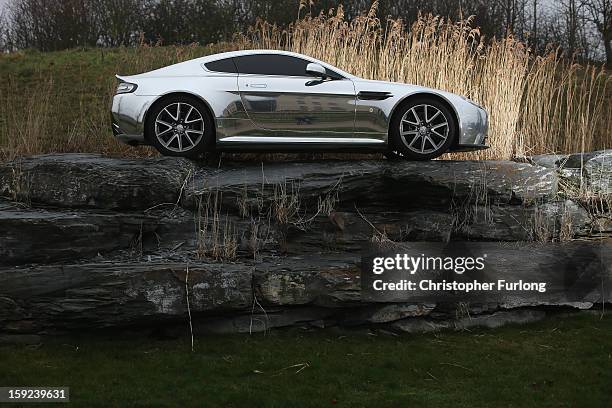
[353,80,487,148]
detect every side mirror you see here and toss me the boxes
[306,63,327,78]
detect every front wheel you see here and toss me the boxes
[387,98,456,160]
[145,95,214,157]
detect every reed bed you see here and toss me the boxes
[0,3,609,161]
[237,4,610,160]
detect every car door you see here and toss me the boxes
[234,54,356,140]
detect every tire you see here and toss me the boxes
[145,95,214,157]
[387,97,456,161]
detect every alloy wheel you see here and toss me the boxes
[154,102,205,153]
[399,104,449,154]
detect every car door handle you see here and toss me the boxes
[247,83,268,88]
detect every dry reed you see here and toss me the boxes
[237,4,610,160]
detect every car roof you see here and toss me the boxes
[199,49,357,79]
[120,49,358,80]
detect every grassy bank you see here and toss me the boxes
[1,313,610,407]
[0,9,610,161]
[0,44,233,160]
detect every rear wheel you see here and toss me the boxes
[146,95,213,157]
[387,97,456,160]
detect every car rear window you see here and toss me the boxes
[204,58,237,74]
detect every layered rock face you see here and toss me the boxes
[0,152,610,335]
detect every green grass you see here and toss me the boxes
[1,312,611,407]
[0,46,230,159]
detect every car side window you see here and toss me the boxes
[204,58,237,74]
[233,54,343,79]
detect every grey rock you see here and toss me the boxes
[0,206,158,265]
[524,154,569,169]
[563,150,609,169]
[0,261,252,330]
[196,307,333,334]
[499,300,593,309]
[154,201,593,256]
[308,320,328,329]
[455,309,546,329]
[558,167,584,189]
[584,150,612,196]
[393,211,454,241]
[0,154,196,210]
[385,160,558,205]
[183,160,558,214]
[393,309,546,333]
[0,239,609,333]
[0,153,608,335]
[152,211,200,250]
[551,150,612,198]
[155,211,281,255]
[254,255,361,307]
[457,200,591,242]
[0,334,41,344]
[284,211,454,253]
[183,161,384,212]
[453,205,533,241]
[460,302,501,315]
[392,318,450,333]
[155,209,454,256]
[535,199,592,238]
[345,303,436,324]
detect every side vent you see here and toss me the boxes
[357,91,393,100]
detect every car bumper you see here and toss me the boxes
[450,104,489,151]
[450,144,490,152]
[110,94,154,145]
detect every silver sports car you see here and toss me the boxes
[111,50,488,160]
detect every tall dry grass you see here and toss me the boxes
[1,77,52,157]
[520,53,610,156]
[0,2,609,162]
[237,3,610,160]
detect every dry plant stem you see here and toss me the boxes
[249,290,269,335]
[185,264,194,353]
[196,189,238,261]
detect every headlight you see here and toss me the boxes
[116,82,138,94]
